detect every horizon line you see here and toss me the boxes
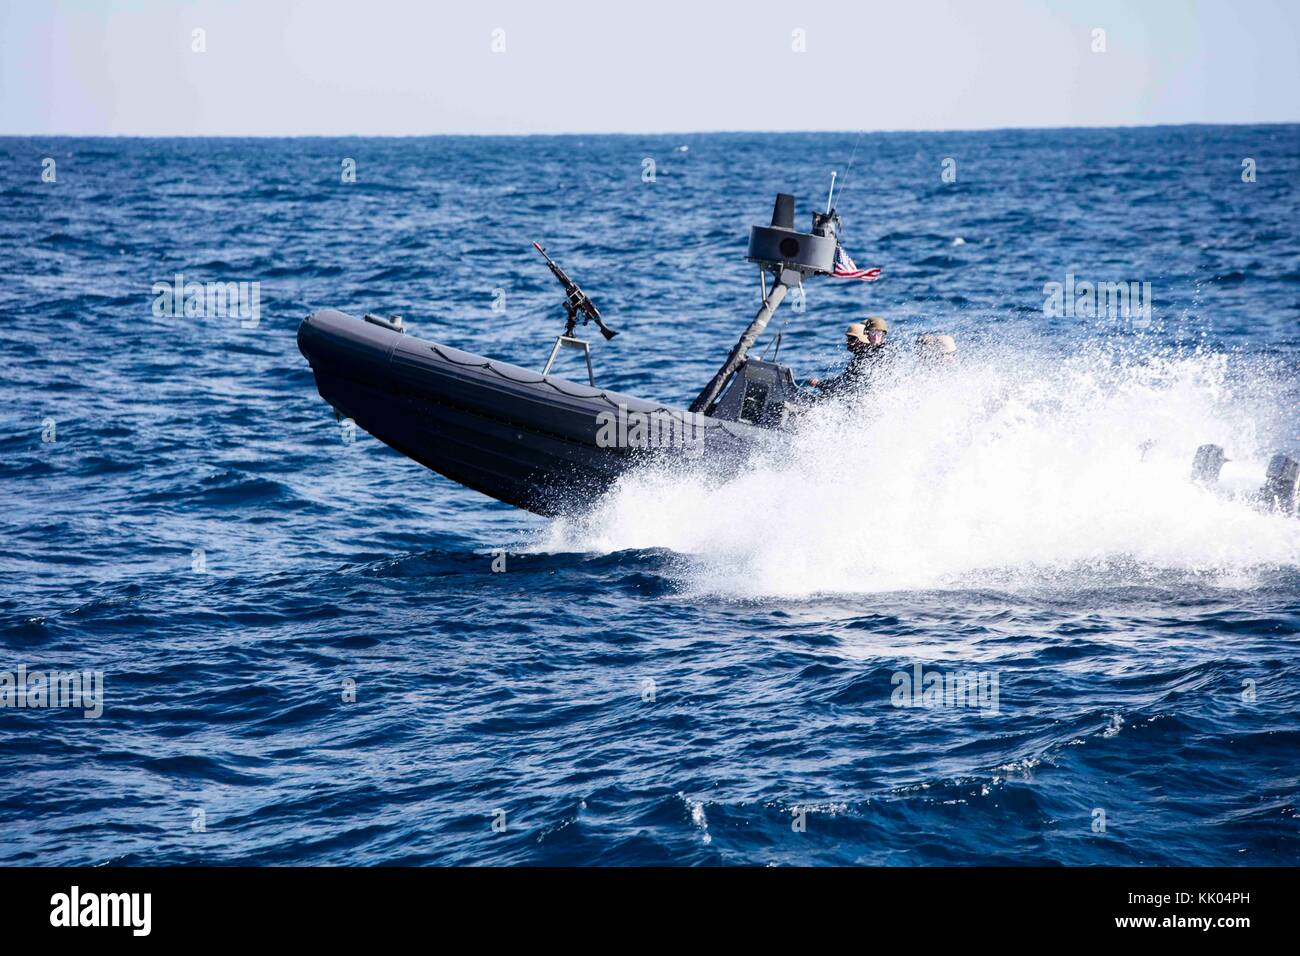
[4,120,1298,140]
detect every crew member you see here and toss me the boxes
[806,317,890,398]
[915,333,957,362]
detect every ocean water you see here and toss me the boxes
[1,127,1298,866]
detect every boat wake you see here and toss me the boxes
[538,341,1300,596]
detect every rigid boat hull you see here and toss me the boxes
[297,310,762,515]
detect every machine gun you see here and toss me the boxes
[533,242,617,341]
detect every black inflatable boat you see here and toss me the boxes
[297,308,780,514]
[298,192,840,515]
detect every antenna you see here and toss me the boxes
[826,171,837,213]
[834,129,866,208]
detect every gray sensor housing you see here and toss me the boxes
[746,193,838,277]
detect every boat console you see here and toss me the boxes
[707,358,802,428]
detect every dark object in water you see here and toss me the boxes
[1185,444,1298,516]
[1191,443,1227,484]
[1260,453,1299,514]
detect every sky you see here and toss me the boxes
[1,0,1298,135]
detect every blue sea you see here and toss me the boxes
[1,127,1298,866]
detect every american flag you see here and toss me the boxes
[832,244,882,281]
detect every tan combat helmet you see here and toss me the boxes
[845,322,869,344]
[864,317,889,333]
[916,334,957,358]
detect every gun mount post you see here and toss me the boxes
[543,334,596,386]
[689,278,789,415]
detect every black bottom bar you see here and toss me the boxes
[1,866,1285,940]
